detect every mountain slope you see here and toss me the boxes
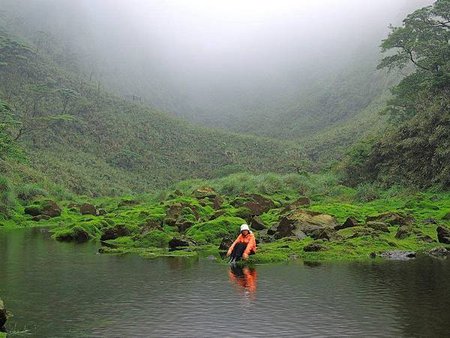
[0,29,306,196]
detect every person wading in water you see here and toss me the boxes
[226,224,257,264]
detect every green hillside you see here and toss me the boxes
[0,29,306,198]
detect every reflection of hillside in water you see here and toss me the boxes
[347,258,450,338]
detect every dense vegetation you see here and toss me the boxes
[0,27,308,201]
[344,0,450,188]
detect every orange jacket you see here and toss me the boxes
[227,232,257,256]
[228,267,257,294]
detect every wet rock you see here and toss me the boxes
[24,205,42,216]
[218,236,233,251]
[250,216,266,230]
[100,225,131,241]
[366,221,390,233]
[366,212,414,226]
[56,227,90,243]
[380,250,416,260]
[303,242,327,252]
[0,298,6,332]
[169,237,192,250]
[437,226,450,244]
[80,203,97,215]
[428,247,449,258]
[395,225,412,239]
[335,217,360,231]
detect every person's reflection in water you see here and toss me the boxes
[228,265,257,300]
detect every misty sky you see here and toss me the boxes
[1,0,434,124]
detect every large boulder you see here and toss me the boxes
[80,203,97,215]
[41,200,62,218]
[100,225,131,241]
[0,298,6,332]
[25,200,61,218]
[55,226,90,243]
[437,226,450,244]
[366,212,414,226]
[273,210,337,240]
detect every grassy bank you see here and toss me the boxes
[1,173,450,263]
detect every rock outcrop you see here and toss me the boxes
[271,209,337,240]
[437,226,450,244]
[100,225,131,241]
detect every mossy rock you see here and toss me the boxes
[186,216,245,245]
[24,205,42,216]
[53,225,93,243]
[136,230,172,248]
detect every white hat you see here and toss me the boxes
[240,224,250,232]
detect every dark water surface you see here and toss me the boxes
[1,228,449,337]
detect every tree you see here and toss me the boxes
[377,0,450,121]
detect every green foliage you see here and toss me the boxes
[378,0,450,121]
[138,230,172,248]
[0,175,16,218]
[345,0,450,189]
[186,216,244,245]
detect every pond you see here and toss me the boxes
[0,228,449,337]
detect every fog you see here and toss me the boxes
[1,0,434,128]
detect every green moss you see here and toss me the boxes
[136,230,172,248]
[186,216,245,245]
